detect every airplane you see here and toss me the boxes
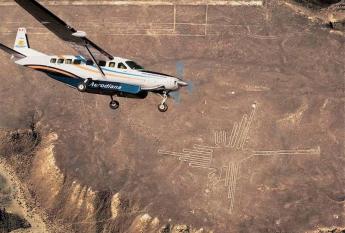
[0,0,190,112]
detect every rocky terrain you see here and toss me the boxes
[0,0,344,232]
[288,0,345,31]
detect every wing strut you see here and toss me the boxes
[84,42,106,78]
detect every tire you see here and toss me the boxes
[77,82,87,92]
[158,103,168,112]
[109,100,119,110]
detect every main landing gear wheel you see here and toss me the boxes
[158,91,169,112]
[109,96,119,110]
[77,83,87,92]
[77,78,91,92]
[109,100,119,110]
[158,103,168,112]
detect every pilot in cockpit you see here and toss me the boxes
[118,63,127,69]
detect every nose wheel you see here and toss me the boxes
[158,103,168,112]
[109,96,119,110]
[158,91,169,112]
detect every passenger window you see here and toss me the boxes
[73,59,82,65]
[50,58,57,63]
[57,59,64,64]
[65,59,72,64]
[98,60,106,67]
[109,62,115,68]
[118,63,127,69]
[86,60,94,66]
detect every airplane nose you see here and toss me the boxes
[177,80,188,86]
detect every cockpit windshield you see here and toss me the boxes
[125,61,144,70]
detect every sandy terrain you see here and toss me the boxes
[0,159,48,232]
[0,0,344,232]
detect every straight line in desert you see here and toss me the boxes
[252,147,321,156]
[158,144,214,169]
[0,0,263,6]
[214,104,256,150]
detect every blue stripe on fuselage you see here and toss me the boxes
[94,66,169,79]
[46,73,141,94]
[100,66,150,78]
[87,80,141,94]
[47,73,82,88]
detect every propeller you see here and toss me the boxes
[169,61,193,104]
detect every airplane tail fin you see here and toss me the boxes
[14,28,30,50]
[12,28,45,56]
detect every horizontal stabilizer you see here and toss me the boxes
[0,43,26,58]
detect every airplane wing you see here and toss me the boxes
[0,43,26,58]
[14,0,114,61]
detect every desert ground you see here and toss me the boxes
[0,0,344,232]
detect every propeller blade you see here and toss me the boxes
[171,60,193,104]
[169,91,181,104]
[187,80,194,93]
[176,61,184,80]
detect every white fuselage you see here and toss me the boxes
[15,54,182,91]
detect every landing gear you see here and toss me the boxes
[109,96,119,110]
[158,103,168,112]
[77,82,87,92]
[77,78,91,92]
[158,91,168,112]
